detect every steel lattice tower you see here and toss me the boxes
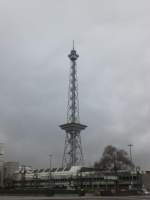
[60,43,87,168]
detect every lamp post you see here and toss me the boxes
[49,154,53,187]
[128,144,133,163]
[128,144,134,189]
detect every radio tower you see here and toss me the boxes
[60,42,87,168]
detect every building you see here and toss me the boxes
[142,171,150,191]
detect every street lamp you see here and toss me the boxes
[128,144,133,162]
[128,144,134,189]
[49,154,52,171]
[48,154,53,186]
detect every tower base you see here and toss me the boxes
[60,123,87,168]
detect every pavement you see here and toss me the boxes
[0,196,150,200]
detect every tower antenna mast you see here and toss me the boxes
[60,43,87,168]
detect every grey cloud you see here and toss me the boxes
[0,0,150,169]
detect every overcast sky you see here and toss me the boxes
[0,0,150,170]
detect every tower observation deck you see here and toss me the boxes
[60,43,87,168]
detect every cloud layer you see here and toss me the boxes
[0,0,150,169]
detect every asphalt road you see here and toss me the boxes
[0,196,150,200]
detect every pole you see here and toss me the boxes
[128,144,134,189]
[128,144,133,162]
[49,154,52,187]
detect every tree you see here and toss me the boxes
[94,145,134,170]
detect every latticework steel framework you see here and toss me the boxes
[60,44,87,168]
